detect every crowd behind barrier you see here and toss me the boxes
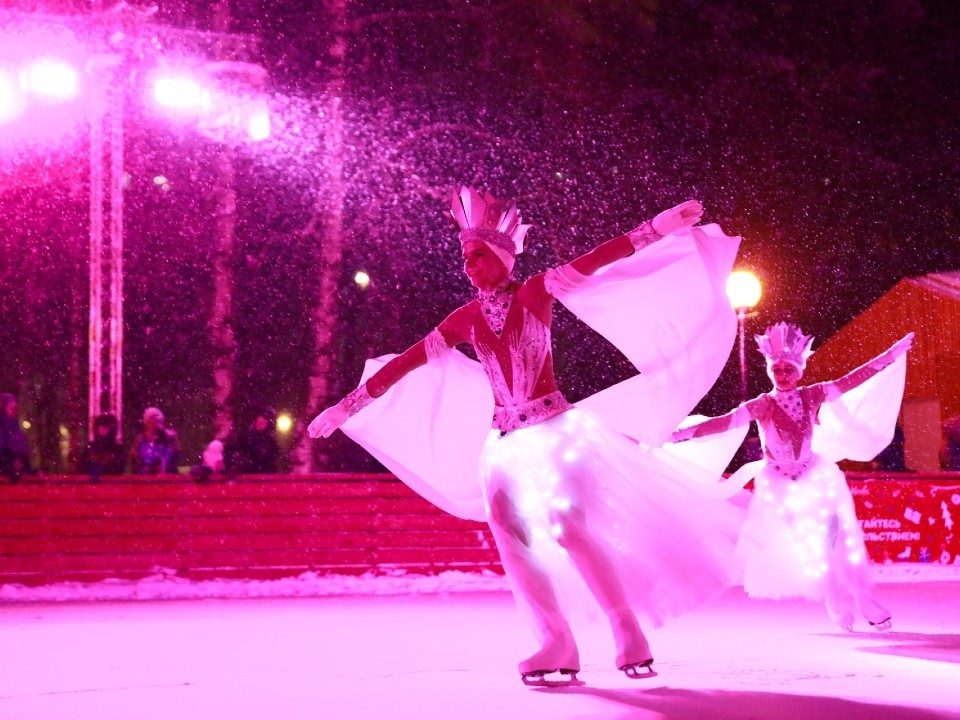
[0,397,285,482]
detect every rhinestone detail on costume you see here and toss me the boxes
[478,282,516,336]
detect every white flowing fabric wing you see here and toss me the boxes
[341,352,493,521]
[812,354,907,463]
[659,414,750,476]
[564,224,741,445]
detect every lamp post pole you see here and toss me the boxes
[737,306,748,404]
[726,270,762,405]
[88,60,124,441]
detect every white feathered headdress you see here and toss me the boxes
[755,322,814,372]
[450,186,531,273]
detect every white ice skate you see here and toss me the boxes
[614,616,657,679]
[519,637,581,687]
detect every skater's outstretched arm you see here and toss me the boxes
[538,201,704,297]
[819,333,914,399]
[307,305,473,439]
[669,397,767,443]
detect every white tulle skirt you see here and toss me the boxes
[480,407,744,628]
[737,455,871,601]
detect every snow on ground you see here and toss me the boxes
[0,562,956,604]
[1,573,958,720]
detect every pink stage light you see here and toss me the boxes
[151,74,209,113]
[24,58,80,101]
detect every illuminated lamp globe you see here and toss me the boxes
[726,270,762,310]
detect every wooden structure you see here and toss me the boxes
[804,271,960,471]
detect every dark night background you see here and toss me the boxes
[1,0,958,471]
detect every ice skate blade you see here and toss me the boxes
[521,669,582,687]
[869,617,893,632]
[835,614,855,633]
[620,659,656,679]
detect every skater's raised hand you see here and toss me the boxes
[870,332,915,372]
[833,331,916,395]
[625,200,704,252]
[650,200,703,236]
[889,332,915,359]
[308,385,375,439]
[308,404,348,439]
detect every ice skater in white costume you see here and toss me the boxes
[309,187,744,684]
[670,323,913,632]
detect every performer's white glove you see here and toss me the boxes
[651,199,704,235]
[628,200,704,250]
[308,385,374,439]
[870,332,915,371]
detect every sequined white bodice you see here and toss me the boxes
[472,296,551,409]
[757,389,816,479]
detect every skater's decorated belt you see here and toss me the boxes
[493,391,571,437]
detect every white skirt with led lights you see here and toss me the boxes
[479,406,744,627]
[737,455,870,600]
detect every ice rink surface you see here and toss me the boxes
[2,580,958,719]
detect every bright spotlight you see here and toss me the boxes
[152,74,208,113]
[0,70,25,123]
[726,270,762,310]
[354,270,371,288]
[246,107,271,141]
[276,413,293,433]
[25,58,80,101]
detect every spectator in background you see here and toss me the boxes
[0,392,30,483]
[81,413,125,481]
[225,408,280,474]
[190,437,224,484]
[941,415,960,471]
[130,406,179,474]
[873,422,907,472]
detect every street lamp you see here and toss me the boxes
[726,270,762,403]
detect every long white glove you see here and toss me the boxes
[869,332,914,370]
[307,385,374,439]
[627,199,704,250]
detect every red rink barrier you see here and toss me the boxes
[848,473,960,565]
[1,472,958,585]
[0,474,502,586]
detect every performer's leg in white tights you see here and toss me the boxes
[824,512,891,630]
[487,488,580,673]
[552,503,652,668]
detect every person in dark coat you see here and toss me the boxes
[81,413,125,481]
[0,392,30,483]
[873,423,907,472]
[225,409,280,474]
[941,416,960,471]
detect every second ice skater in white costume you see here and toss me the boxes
[309,187,744,684]
[670,323,913,631]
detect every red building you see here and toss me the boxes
[804,271,960,471]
